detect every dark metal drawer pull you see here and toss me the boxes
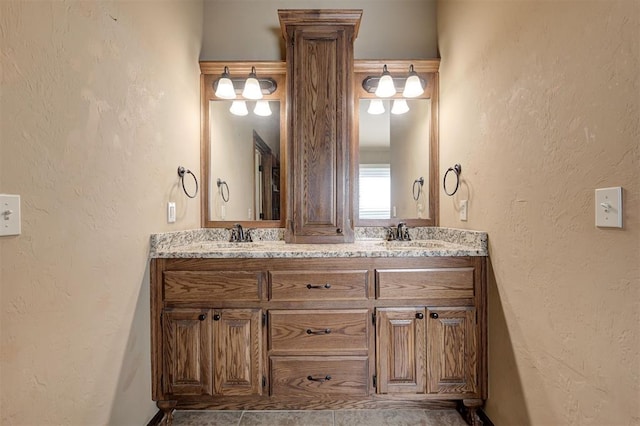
[306,328,331,335]
[306,283,331,289]
[307,375,331,382]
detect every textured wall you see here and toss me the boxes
[201,0,437,60]
[0,1,202,424]
[437,1,639,425]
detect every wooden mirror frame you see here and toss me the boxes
[200,61,287,228]
[353,59,440,227]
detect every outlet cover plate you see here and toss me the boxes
[595,187,622,228]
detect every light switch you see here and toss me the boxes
[595,187,622,228]
[0,194,21,236]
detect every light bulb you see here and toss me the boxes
[229,100,248,116]
[242,66,263,100]
[375,65,396,98]
[254,100,272,116]
[391,99,409,115]
[367,99,385,115]
[214,66,236,99]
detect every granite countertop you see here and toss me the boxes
[149,227,488,259]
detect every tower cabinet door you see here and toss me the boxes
[213,309,263,396]
[162,309,213,396]
[426,307,478,395]
[376,308,426,394]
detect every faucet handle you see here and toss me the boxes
[245,229,253,242]
[386,226,397,241]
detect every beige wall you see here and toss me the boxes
[438,1,639,425]
[201,0,437,60]
[0,1,202,425]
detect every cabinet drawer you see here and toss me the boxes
[269,270,368,301]
[377,268,474,300]
[164,271,261,302]
[269,310,369,353]
[270,356,368,397]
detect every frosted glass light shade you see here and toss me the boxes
[215,78,236,99]
[375,65,396,98]
[254,100,272,116]
[391,99,409,115]
[229,100,248,116]
[215,66,236,99]
[403,75,424,98]
[367,99,385,115]
[242,67,263,100]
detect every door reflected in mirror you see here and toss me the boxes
[209,100,281,221]
[358,99,431,220]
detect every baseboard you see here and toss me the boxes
[477,408,495,426]
[146,410,164,426]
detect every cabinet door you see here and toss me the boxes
[376,308,426,394]
[283,21,358,243]
[162,309,212,396]
[213,309,263,396]
[426,307,478,395]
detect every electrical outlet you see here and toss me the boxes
[167,202,176,223]
[0,194,21,236]
[459,200,468,221]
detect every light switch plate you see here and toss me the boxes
[167,202,176,223]
[595,187,622,228]
[0,194,21,236]
[459,200,468,221]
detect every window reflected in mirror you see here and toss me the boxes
[358,99,431,220]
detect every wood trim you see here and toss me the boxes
[277,9,363,38]
[477,408,495,426]
[145,410,163,426]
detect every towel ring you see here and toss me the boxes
[443,164,462,196]
[412,177,424,201]
[177,166,198,198]
[217,178,230,202]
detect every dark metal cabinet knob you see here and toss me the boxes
[213,314,221,321]
[336,228,342,234]
[198,314,207,321]
[430,312,439,319]
[415,312,424,320]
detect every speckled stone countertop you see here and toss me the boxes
[149,227,488,259]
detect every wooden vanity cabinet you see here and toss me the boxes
[279,10,362,243]
[151,256,486,423]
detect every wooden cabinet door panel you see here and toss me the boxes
[376,308,426,394]
[426,307,478,395]
[213,309,263,396]
[162,309,213,396]
[269,309,369,353]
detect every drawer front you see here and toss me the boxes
[269,270,368,301]
[269,310,369,353]
[164,271,261,302]
[270,356,369,397]
[377,268,474,300]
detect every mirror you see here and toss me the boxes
[200,61,286,228]
[354,60,439,227]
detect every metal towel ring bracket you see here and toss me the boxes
[443,164,462,196]
[412,177,424,201]
[217,178,230,202]
[177,166,198,198]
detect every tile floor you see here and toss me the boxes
[171,409,470,426]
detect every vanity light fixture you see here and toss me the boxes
[229,100,248,116]
[402,64,424,98]
[367,99,385,115]
[391,99,410,115]
[214,66,236,99]
[253,100,272,116]
[375,65,396,98]
[242,66,263,100]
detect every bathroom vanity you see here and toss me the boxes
[149,229,488,425]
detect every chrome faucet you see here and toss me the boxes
[229,223,252,242]
[386,222,411,241]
